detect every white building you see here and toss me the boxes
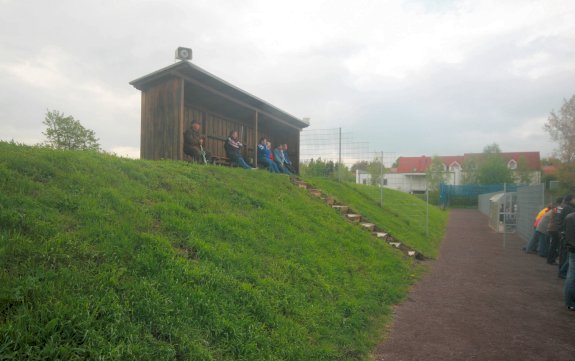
[360,152,541,193]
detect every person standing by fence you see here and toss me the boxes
[557,195,575,279]
[525,205,552,253]
[564,212,575,311]
[546,197,565,265]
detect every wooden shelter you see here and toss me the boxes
[129,60,309,167]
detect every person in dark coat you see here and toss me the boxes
[557,195,575,278]
[224,130,253,169]
[563,212,575,310]
[183,122,210,163]
[546,197,565,265]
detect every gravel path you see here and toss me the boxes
[373,209,575,361]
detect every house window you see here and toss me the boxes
[450,162,460,171]
[508,159,517,170]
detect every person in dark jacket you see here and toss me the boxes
[557,195,575,278]
[224,130,253,169]
[563,212,575,310]
[183,122,210,163]
[546,197,565,264]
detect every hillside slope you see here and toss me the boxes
[302,178,448,258]
[0,143,438,360]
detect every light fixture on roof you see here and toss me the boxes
[175,47,192,61]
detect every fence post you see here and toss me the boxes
[503,182,507,248]
[426,179,429,239]
[380,151,384,207]
[338,127,342,182]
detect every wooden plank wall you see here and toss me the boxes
[184,104,257,162]
[181,104,301,169]
[141,77,183,160]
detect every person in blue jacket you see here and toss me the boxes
[273,144,292,175]
[257,137,279,173]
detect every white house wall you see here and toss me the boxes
[384,173,427,193]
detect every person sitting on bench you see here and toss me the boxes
[282,144,296,174]
[257,137,280,173]
[224,130,253,169]
[183,122,210,164]
[273,144,292,175]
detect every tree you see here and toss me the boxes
[461,158,477,184]
[350,161,369,173]
[514,156,532,184]
[42,110,100,151]
[349,158,385,185]
[476,143,513,184]
[545,95,575,191]
[545,95,575,163]
[426,156,447,191]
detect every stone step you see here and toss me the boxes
[346,214,362,222]
[360,222,375,231]
[324,197,335,205]
[389,242,401,248]
[408,251,416,257]
[373,232,388,239]
[297,182,309,189]
[332,205,349,214]
[309,189,322,197]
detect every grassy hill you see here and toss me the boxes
[0,142,444,360]
[301,178,448,258]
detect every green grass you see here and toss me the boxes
[0,142,442,360]
[301,177,449,258]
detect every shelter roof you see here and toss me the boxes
[130,60,309,129]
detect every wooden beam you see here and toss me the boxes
[173,70,302,131]
[178,77,185,160]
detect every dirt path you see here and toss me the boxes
[373,209,575,361]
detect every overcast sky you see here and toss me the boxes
[1,0,574,159]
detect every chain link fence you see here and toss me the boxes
[300,127,547,243]
[476,184,544,241]
[300,127,431,237]
[516,184,545,242]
